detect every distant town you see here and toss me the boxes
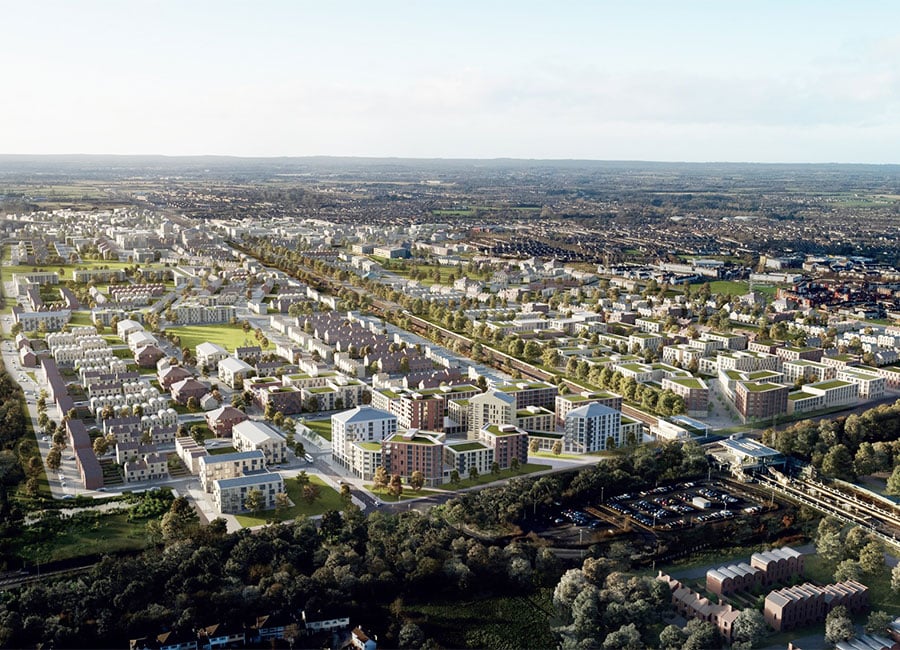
[1,157,899,650]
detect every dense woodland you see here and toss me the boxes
[0,443,720,649]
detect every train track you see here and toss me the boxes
[755,472,900,550]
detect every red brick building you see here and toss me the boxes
[382,430,445,486]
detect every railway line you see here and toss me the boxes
[755,471,900,550]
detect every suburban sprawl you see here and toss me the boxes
[0,157,900,649]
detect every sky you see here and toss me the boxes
[2,1,900,162]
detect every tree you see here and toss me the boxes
[886,465,900,496]
[468,465,479,480]
[551,440,562,456]
[491,461,500,475]
[510,456,519,471]
[858,541,884,574]
[373,466,389,491]
[190,425,205,445]
[340,483,352,507]
[409,470,425,491]
[821,444,855,480]
[658,624,686,650]
[160,496,199,543]
[682,619,718,650]
[92,435,109,456]
[302,483,321,504]
[274,491,290,514]
[388,474,403,498]
[244,488,264,512]
[602,623,643,650]
[891,564,900,594]
[732,609,767,648]
[46,447,61,471]
[399,623,425,649]
[865,610,893,635]
[824,605,854,645]
[816,518,844,563]
[449,469,460,485]
[186,396,199,412]
[833,559,861,582]
[529,438,540,454]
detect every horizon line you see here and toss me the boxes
[1,153,899,166]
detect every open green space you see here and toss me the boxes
[164,323,257,353]
[532,450,583,460]
[235,475,342,527]
[446,462,551,488]
[302,418,332,441]
[404,590,556,650]
[15,510,151,564]
[67,311,95,327]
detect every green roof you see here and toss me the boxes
[357,442,382,451]
[484,424,524,436]
[788,391,818,401]
[742,382,784,392]
[447,442,486,452]
[810,379,852,391]
[669,377,704,389]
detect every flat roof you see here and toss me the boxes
[720,437,781,459]
[215,471,283,489]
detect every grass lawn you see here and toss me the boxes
[532,450,582,460]
[67,311,95,327]
[365,486,443,502]
[208,445,236,455]
[404,590,557,650]
[165,323,258,354]
[448,462,552,489]
[804,553,900,616]
[16,511,151,564]
[303,419,332,441]
[235,475,342,527]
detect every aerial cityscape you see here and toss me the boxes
[2,2,900,650]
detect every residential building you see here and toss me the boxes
[232,420,287,466]
[218,356,254,389]
[563,402,622,453]
[213,472,285,514]
[495,380,558,410]
[661,376,709,416]
[466,389,516,438]
[734,381,788,422]
[477,423,529,469]
[205,405,249,438]
[554,391,622,426]
[124,452,169,483]
[198,450,266,492]
[515,405,555,432]
[170,378,209,405]
[764,581,868,632]
[196,342,229,370]
[382,429,445,486]
[444,440,494,477]
[331,406,398,475]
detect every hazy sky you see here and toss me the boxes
[3,1,899,162]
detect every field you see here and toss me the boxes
[164,323,257,353]
[403,590,557,650]
[302,418,332,441]
[234,475,342,527]
[708,280,777,298]
[16,511,150,564]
